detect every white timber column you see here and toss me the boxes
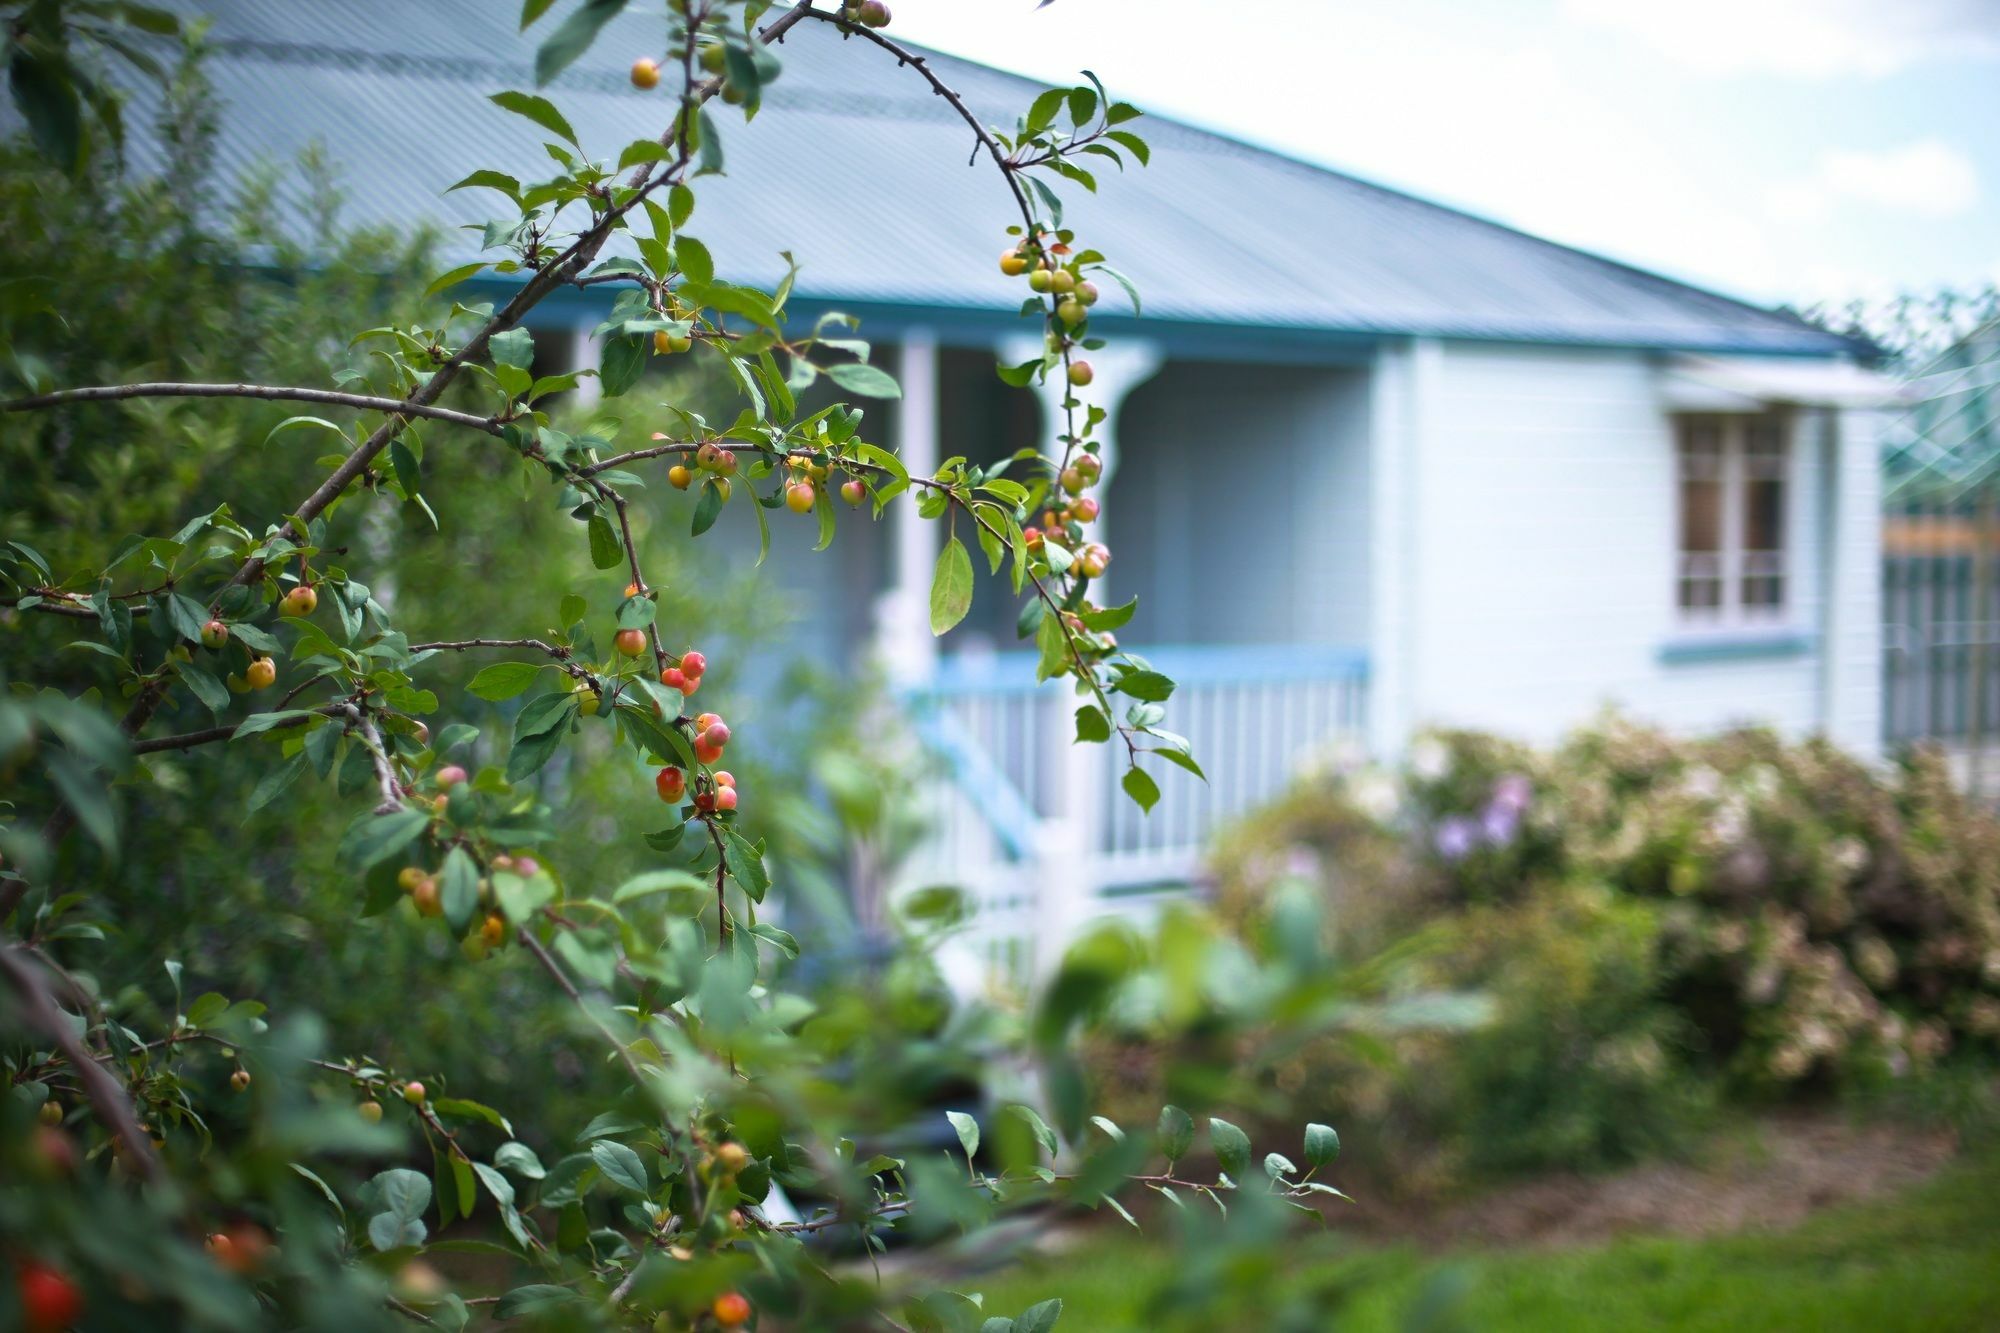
[1819,404,1885,758]
[1366,337,1436,759]
[568,318,603,412]
[873,330,942,687]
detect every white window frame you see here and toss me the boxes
[1674,413,1791,630]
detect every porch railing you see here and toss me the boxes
[898,644,1369,993]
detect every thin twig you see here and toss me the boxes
[343,705,403,813]
[0,945,162,1184]
[2,382,504,435]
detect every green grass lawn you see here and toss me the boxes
[972,1147,2000,1331]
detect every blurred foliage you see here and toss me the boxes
[1205,714,2000,1189]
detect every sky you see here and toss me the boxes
[886,0,2000,310]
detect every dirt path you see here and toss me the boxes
[1343,1111,1958,1250]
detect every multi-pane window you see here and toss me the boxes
[1676,415,1787,623]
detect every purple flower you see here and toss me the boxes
[1492,773,1533,814]
[1434,816,1479,861]
[1480,803,1520,846]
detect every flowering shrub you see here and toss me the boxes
[1212,714,2000,1181]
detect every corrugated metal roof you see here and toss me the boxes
[90,1,1858,356]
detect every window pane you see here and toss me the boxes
[1742,420,1785,610]
[1682,478,1721,553]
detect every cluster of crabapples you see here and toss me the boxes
[655,710,736,813]
[781,454,870,513]
[1022,450,1111,578]
[666,441,738,495]
[999,233,1101,387]
[186,575,321,692]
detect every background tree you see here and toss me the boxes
[3,4,1348,1330]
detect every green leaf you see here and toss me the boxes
[692,479,725,536]
[533,0,627,85]
[1154,746,1205,781]
[8,49,82,172]
[1114,670,1174,702]
[611,868,709,905]
[495,1141,546,1180]
[1014,1300,1063,1333]
[1264,1151,1297,1181]
[447,169,522,199]
[520,0,558,26]
[929,537,973,636]
[586,514,624,569]
[1008,1103,1059,1160]
[490,326,535,370]
[495,1286,578,1319]
[722,826,770,903]
[1304,1122,1340,1167]
[1121,765,1159,813]
[424,261,487,296]
[180,664,229,717]
[675,235,715,283]
[1073,704,1110,744]
[1158,1105,1193,1163]
[590,1140,648,1193]
[468,661,544,701]
[947,1110,980,1161]
[489,89,579,145]
[826,361,902,398]
[441,846,479,933]
[338,809,431,872]
[1026,87,1066,135]
[1208,1117,1251,1179]
[600,334,645,397]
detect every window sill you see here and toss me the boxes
[1657,630,1815,665]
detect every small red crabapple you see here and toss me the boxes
[398,865,427,894]
[1075,453,1102,481]
[714,449,739,475]
[680,650,707,677]
[412,877,442,917]
[695,712,719,731]
[696,442,722,469]
[200,619,229,650]
[694,740,723,765]
[1077,280,1100,306]
[713,770,735,788]
[716,785,738,812]
[1072,497,1100,522]
[713,1291,752,1327]
[230,1069,252,1093]
[516,856,540,877]
[702,721,731,749]
[785,480,816,513]
[662,666,688,692]
[614,628,648,657]
[841,477,867,505]
[435,764,468,788]
[1023,526,1044,548]
[656,767,686,802]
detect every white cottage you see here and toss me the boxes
[126,3,1894,960]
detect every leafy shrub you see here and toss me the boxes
[1211,713,2000,1184]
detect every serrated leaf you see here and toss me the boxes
[468,661,544,700]
[930,536,973,636]
[338,809,431,872]
[826,361,901,398]
[1122,765,1159,812]
[590,1139,648,1193]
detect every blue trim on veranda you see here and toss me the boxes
[920,643,1371,697]
[1656,631,1816,665]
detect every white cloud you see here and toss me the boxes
[1563,0,2000,77]
[1767,140,1979,222]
